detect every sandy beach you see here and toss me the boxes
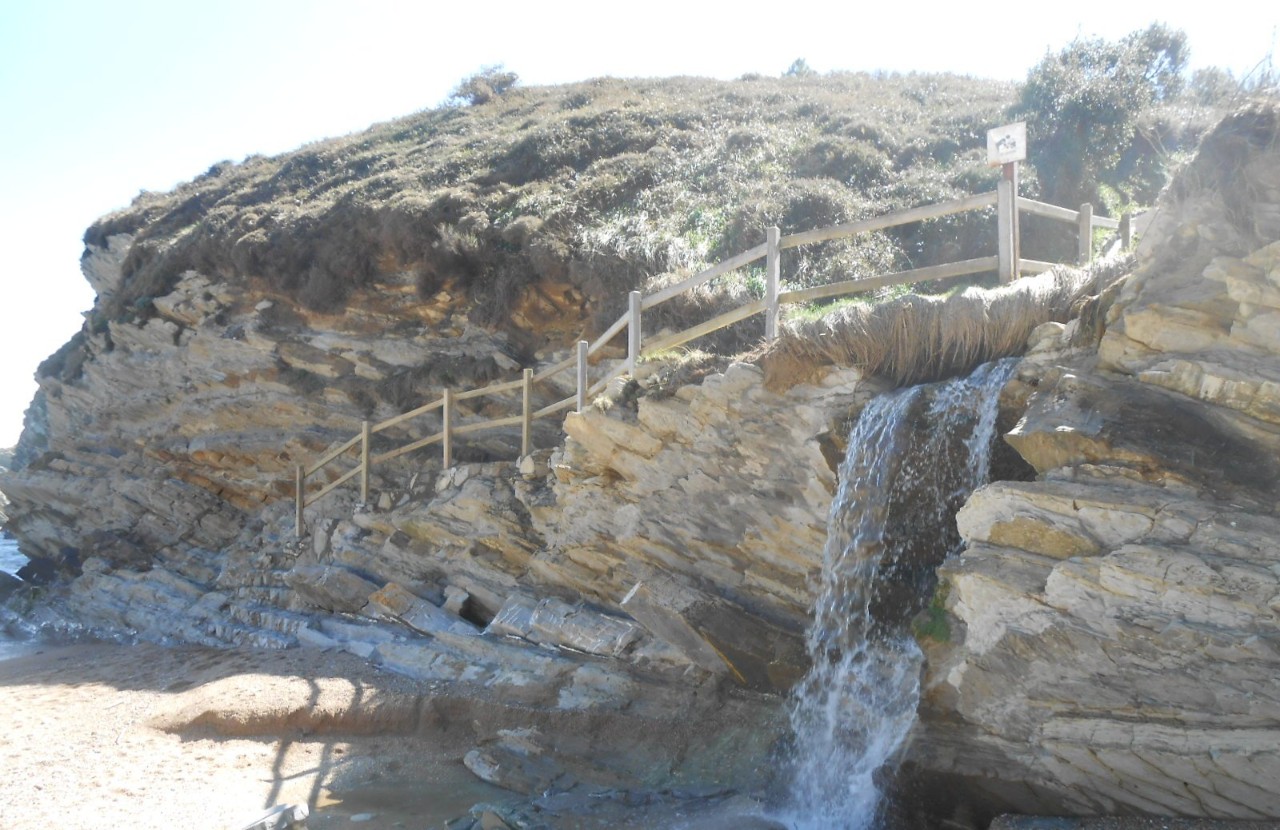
[0,641,514,830]
[8,640,1280,830]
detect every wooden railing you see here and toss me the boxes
[291,189,1131,535]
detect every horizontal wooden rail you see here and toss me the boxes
[454,377,524,401]
[372,397,444,434]
[644,298,768,354]
[778,257,999,306]
[588,312,629,355]
[453,414,524,437]
[1018,259,1058,275]
[1017,196,1121,230]
[587,363,630,398]
[642,243,769,310]
[304,433,361,477]
[780,192,998,250]
[1017,197,1078,223]
[534,395,577,419]
[532,355,576,384]
[372,432,443,465]
[304,464,362,507]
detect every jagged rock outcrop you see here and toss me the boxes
[914,104,1280,821]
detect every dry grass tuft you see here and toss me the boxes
[758,261,1124,390]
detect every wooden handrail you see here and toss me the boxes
[533,355,576,384]
[293,185,1129,533]
[372,397,444,434]
[644,298,768,355]
[588,311,629,356]
[304,464,362,508]
[534,395,577,419]
[587,363,629,399]
[455,377,524,401]
[372,431,443,465]
[642,243,769,311]
[1018,196,1121,229]
[1018,259,1058,275]
[778,257,999,306]
[781,192,998,250]
[305,433,362,477]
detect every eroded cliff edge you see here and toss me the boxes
[913,103,1280,820]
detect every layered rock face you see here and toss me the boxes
[0,231,595,593]
[6,86,1280,823]
[915,105,1280,819]
[1,221,866,802]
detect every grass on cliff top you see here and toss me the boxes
[82,73,1019,333]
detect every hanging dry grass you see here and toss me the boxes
[757,260,1128,390]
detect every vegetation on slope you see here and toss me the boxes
[82,73,1018,332]
[66,33,1258,392]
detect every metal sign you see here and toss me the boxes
[987,122,1026,166]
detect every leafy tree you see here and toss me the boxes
[1016,24,1189,209]
[785,58,817,78]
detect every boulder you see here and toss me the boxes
[366,583,479,636]
[621,575,807,693]
[284,565,379,614]
[486,592,643,658]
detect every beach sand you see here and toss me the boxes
[0,641,513,830]
[7,641,1280,830]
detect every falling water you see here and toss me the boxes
[782,359,1018,830]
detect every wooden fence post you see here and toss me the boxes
[295,465,304,537]
[442,389,453,468]
[1011,164,1021,277]
[521,368,533,457]
[765,226,780,341]
[627,290,642,372]
[360,420,371,503]
[576,340,588,413]
[1078,203,1093,265]
[1120,212,1132,250]
[997,176,1015,282]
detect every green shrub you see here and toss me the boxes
[1016,23,1189,208]
[450,65,519,106]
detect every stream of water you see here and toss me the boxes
[781,359,1017,830]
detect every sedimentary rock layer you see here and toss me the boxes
[915,104,1280,820]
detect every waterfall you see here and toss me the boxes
[782,359,1018,830]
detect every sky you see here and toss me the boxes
[0,0,1276,448]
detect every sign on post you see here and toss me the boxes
[987,122,1026,166]
[990,122,1025,282]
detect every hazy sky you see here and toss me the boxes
[0,0,1275,447]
